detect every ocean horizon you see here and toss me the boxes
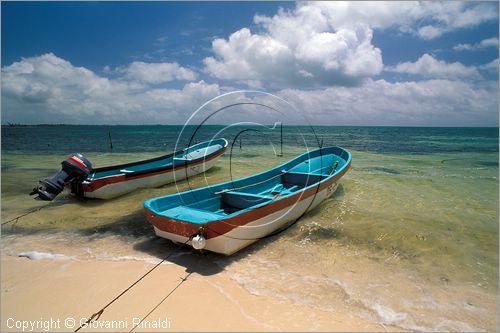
[2,124,498,153]
[3,123,499,127]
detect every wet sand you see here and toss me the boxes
[1,255,402,332]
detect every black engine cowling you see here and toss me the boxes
[30,153,93,201]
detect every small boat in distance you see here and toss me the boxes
[30,139,228,200]
[144,146,351,255]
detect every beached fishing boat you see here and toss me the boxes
[144,146,351,255]
[30,139,228,200]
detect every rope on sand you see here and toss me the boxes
[75,239,190,332]
[129,272,192,332]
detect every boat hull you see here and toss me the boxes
[145,149,349,255]
[145,145,351,255]
[74,139,228,199]
[151,182,338,255]
[83,155,221,199]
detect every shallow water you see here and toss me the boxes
[1,126,498,331]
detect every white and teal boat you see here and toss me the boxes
[77,139,228,199]
[31,139,228,201]
[144,146,351,255]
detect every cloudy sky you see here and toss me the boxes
[1,1,498,126]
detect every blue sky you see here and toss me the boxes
[1,1,499,126]
[2,2,292,72]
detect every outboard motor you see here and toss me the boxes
[30,153,93,201]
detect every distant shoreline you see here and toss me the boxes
[2,124,499,129]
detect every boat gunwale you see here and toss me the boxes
[92,138,229,172]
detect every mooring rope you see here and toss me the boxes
[129,272,192,332]
[1,206,46,227]
[75,239,190,332]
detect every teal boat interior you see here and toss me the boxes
[88,138,228,180]
[144,146,351,224]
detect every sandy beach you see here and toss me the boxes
[1,254,401,332]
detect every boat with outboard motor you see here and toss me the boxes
[30,139,228,200]
[144,145,351,255]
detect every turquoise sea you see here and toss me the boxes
[1,125,499,331]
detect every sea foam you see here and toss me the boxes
[18,251,73,261]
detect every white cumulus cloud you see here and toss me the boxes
[2,53,497,126]
[278,78,498,126]
[1,53,219,124]
[203,1,497,88]
[479,58,499,74]
[386,54,481,80]
[308,1,497,39]
[203,3,385,88]
[120,61,197,84]
[453,37,499,51]
[411,2,498,39]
